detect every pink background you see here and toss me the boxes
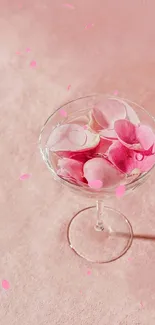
[0,0,155,324]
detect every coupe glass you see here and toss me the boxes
[39,94,155,263]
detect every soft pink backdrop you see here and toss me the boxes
[0,0,155,324]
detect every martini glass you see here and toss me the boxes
[39,94,155,263]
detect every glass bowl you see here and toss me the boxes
[39,94,155,263]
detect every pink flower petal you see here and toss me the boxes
[123,101,140,124]
[2,280,10,290]
[133,151,155,173]
[136,124,155,150]
[108,141,134,173]
[59,150,90,162]
[30,60,36,67]
[99,128,118,139]
[87,270,91,275]
[114,119,140,149]
[85,23,94,30]
[20,173,31,180]
[93,138,113,157]
[92,98,126,129]
[67,84,71,90]
[114,90,118,95]
[63,3,75,9]
[47,124,100,153]
[152,140,155,154]
[57,158,84,182]
[108,141,155,174]
[84,157,124,188]
[88,179,103,189]
[88,111,103,132]
[116,185,126,198]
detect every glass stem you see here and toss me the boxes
[95,200,104,231]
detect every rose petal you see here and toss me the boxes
[108,140,155,174]
[152,141,155,154]
[88,179,103,189]
[92,98,126,129]
[120,100,140,124]
[132,151,155,173]
[83,157,125,187]
[108,141,135,173]
[136,124,155,150]
[2,280,10,290]
[47,124,100,153]
[93,138,113,157]
[57,158,84,182]
[88,110,102,132]
[99,128,118,139]
[20,173,31,180]
[114,119,141,149]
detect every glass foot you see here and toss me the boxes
[67,206,133,263]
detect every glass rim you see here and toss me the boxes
[38,93,155,193]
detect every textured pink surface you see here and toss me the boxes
[1,0,155,324]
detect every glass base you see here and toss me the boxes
[67,206,133,263]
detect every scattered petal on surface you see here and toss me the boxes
[83,125,88,130]
[87,270,91,275]
[59,109,67,117]
[88,179,103,189]
[20,173,31,180]
[63,3,75,9]
[114,90,118,95]
[116,185,126,198]
[30,60,36,67]
[2,280,10,290]
[67,84,71,90]
[26,48,30,52]
[85,23,94,30]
